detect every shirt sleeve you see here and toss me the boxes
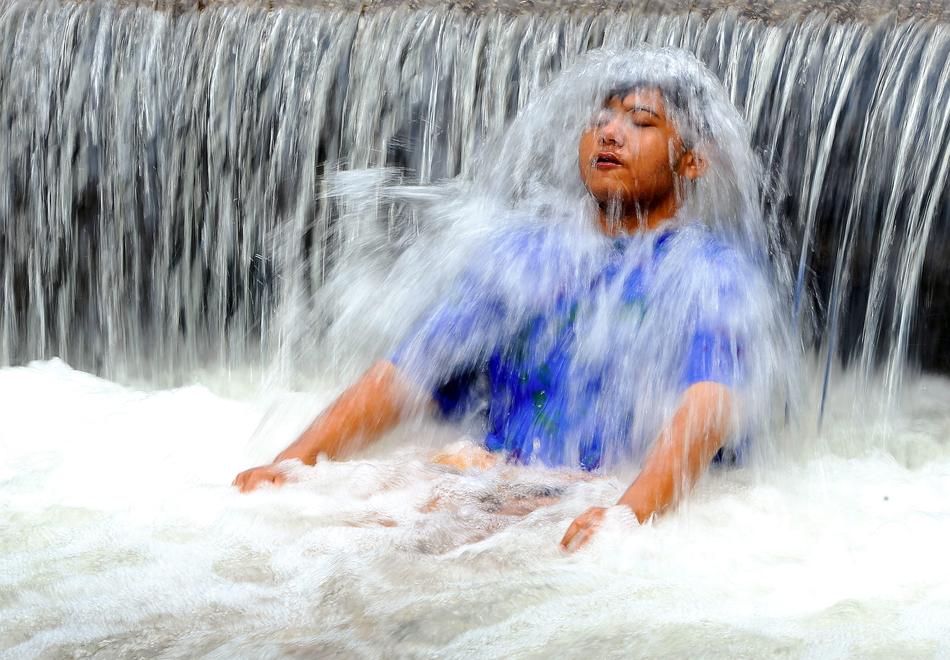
[683,326,743,387]
[680,243,758,389]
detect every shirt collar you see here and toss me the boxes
[609,227,678,255]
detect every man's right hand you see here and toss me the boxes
[233,463,289,493]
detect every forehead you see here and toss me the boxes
[603,87,667,117]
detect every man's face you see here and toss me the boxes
[578,88,694,209]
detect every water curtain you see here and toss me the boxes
[1,0,948,390]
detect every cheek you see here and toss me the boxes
[629,137,677,181]
[578,132,596,164]
[630,133,673,164]
[577,133,600,186]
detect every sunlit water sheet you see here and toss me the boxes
[2,360,950,658]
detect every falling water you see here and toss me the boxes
[3,1,950,657]
[1,0,948,388]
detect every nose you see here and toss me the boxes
[595,110,625,148]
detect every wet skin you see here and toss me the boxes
[234,87,731,554]
[577,89,705,235]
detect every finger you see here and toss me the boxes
[236,471,257,492]
[562,524,591,553]
[560,521,579,547]
[572,528,594,551]
[560,519,583,549]
[560,529,574,549]
[241,473,263,493]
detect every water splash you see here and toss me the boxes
[2,4,950,655]
[0,1,947,395]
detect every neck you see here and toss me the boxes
[595,195,679,237]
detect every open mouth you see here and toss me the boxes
[594,152,622,168]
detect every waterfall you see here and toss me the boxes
[1,0,948,389]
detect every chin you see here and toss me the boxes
[588,185,633,205]
[583,175,629,199]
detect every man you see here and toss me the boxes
[235,48,775,551]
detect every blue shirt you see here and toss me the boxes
[393,222,756,471]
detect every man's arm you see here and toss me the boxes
[560,381,733,550]
[233,360,413,493]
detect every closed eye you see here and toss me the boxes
[628,104,660,118]
[629,111,658,127]
[627,104,660,126]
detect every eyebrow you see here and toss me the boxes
[629,104,661,118]
[602,93,664,118]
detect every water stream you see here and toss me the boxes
[2,1,949,657]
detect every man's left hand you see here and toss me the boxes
[560,506,608,552]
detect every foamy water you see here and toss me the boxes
[2,360,949,657]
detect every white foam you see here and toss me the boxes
[2,361,950,657]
